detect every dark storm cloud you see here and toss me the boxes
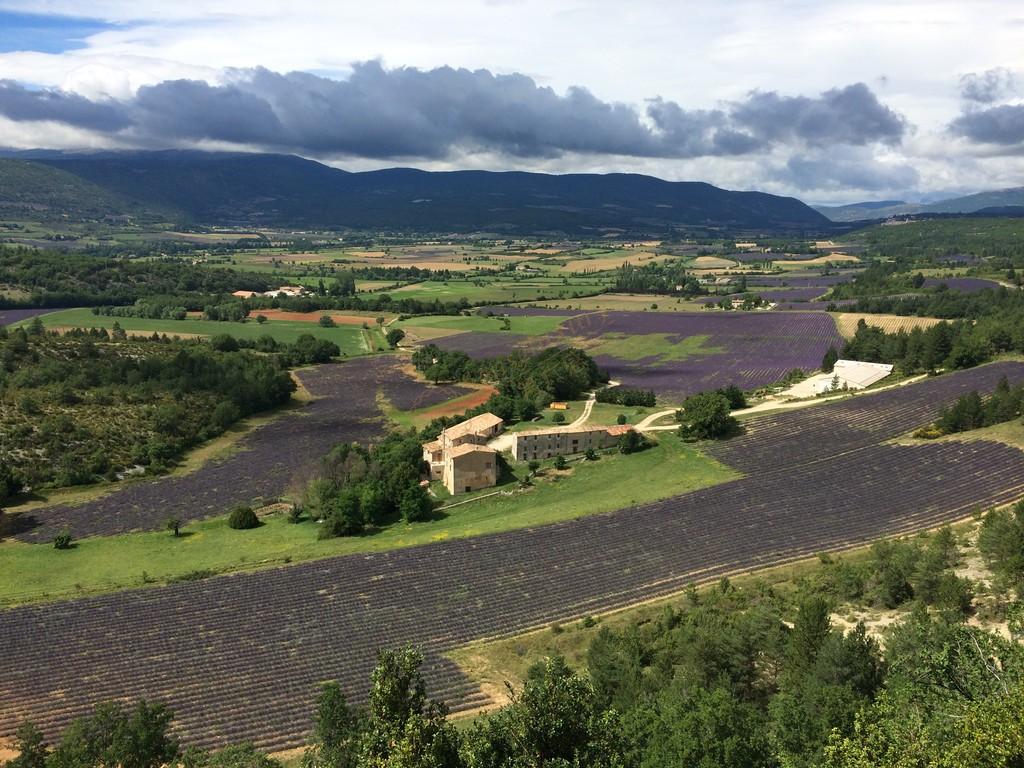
[0,65,905,160]
[950,104,1024,146]
[775,149,919,192]
[959,68,1016,104]
[0,79,129,130]
[729,83,906,147]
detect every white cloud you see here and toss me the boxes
[1,0,1023,200]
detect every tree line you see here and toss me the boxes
[411,346,607,435]
[0,326,295,499]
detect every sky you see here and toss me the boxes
[0,1,1022,204]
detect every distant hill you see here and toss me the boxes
[0,150,831,234]
[0,158,135,220]
[815,188,1024,222]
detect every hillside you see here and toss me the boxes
[0,158,135,220]
[816,187,1024,221]
[0,150,832,234]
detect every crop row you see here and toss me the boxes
[2,367,1022,751]
[8,356,415,541]
[713,361,1024,474]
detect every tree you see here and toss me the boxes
[227,506,259,530]
[3,723,47,768]
[301,682,362,768]
[319,315,336,328]
[166,518,182,537]
[385,328,405,348]
[359,647,461,768]
[255,315,268,324]
[585,448,598,461]
[822,346,839,374]
[54,528,73,550]
[463,656,629,767]
[46,700,178,768]
[552,412,566,424]
[554,454,568,470]
[677,392,738,440]
[616,413,627,425]
[618,430,645,454]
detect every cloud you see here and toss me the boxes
[0,79,129,130]
[773,147,920,193]
[949,104,1024,147]
[729,83,906,147]
[0,63,906,163]
[959,68,1016,103]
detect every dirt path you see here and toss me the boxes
[635,409,676,430]
[635,373,933,432]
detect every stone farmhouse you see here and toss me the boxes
[512,424,632,462]
[422,412,504,495]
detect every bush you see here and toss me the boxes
[54,528,73,549]
[616,413,627,425]
[554,455,568,470]
[552,412,566,424]
[227,505,259,530]
[618,430,645,454]
[585,448,598,461]
[318,315,336,327]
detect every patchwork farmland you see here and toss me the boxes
[1,363,1021,752]
[7,356,409,540]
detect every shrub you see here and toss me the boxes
[554,455,568,470]
[166,517,181,537]
[318,315,336,327]
[618,430,646,454]
[552,412,566,424]
[227,505,259,530]
[616,413,627,425]
[584,448,598,461]
[54,528,73,549]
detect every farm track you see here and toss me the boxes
[1,363,1023,751]
[8,356,402,541]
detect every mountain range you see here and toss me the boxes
[0,150,830,235]
[813,188,1024,221]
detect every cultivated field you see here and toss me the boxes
[833,312,943,338]
[1,364,1021,752]
[4,357,402,540]
[23,308,380,354]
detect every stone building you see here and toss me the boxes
[512,424,632,462]
[443,444,498,495]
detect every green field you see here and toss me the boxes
[386,277,608,304]
[23,308,382,354]
[586,332,723,362]
[0,433,737,606]
[397,312,571,336]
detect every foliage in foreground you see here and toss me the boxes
[0,327,295,498]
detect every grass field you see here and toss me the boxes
[387,278,608,304]
[584,332,723,362]
[397,313,571,336]
[0,433,737,607]
[507,295,705,312]
[23,308,382,354]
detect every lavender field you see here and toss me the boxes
[558,311,844,399]
[0,308,58,326]
[7,356,424,541]
[3,365,1021,752]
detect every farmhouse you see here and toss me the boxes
[423,412,504,483]
[443,444,498,495]
[231,290,259,298]
[512,424,632,462]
